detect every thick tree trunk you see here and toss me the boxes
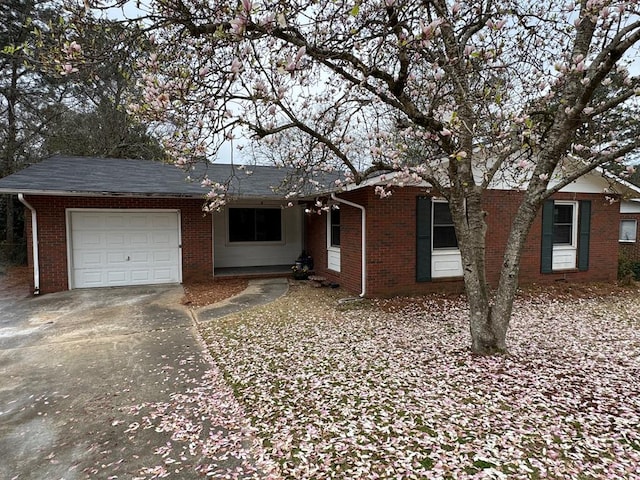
[461,196,542,355]
[452,189,506,355]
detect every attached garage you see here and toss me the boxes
[68,210,182,288]
[0,156,310,295]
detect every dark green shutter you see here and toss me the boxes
[541,200,554,274]
[416,197,432,282]
[578,200,591,271]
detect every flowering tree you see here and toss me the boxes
[67,0,640,354]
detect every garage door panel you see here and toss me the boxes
[127,215,149,229]
[130,251,150,263]
[106,233,126,246]
[151,232,172,246]
[106,251,127,264]
[74,232,104,247]
[78,215,104,229]
[75,251,104,266]
[151,216,176,228]
[151,268,175,281]
[153,251,172,263]
[106,271,127,283]
[70,211,181,288]
[130,270,151,282]
[130,233,150,245]
[104,215,126,229]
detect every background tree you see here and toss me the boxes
[41,18,166,160]
[1,3,165,262]
[42,100,165,159]
[68,0,640,354]
[0,0,67,250]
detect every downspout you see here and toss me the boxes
[330,193,366,297]
[18,194,40,295]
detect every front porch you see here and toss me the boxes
[213,264,292,279]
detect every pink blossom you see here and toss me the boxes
[230,58,243,74]
[60,63,78,75]
[517,159,531,169]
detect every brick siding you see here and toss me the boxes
[23,195,212,294]
[306,187,620,297]
[619,213,640,262]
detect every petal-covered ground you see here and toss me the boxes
[197,283,640,480]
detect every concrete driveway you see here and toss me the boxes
[0,283,265,479]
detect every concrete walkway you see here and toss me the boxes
[194,277,289,323]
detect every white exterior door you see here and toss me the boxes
[69,210,181,288]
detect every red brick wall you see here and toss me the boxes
[619,213,640,261]
[306,187,620,297]
[23,195,212,294]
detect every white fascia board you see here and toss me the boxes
[342,171,431,192]
[596,167,640,197]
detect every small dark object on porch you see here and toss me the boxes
[292,251,315,280]
[297,251,314,270]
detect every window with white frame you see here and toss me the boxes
[327,206,341,272]
[430,200,463,278]
[620,219,637,242]
[553,203,577,246]
[228,207,282,242]
[432,201,458,249]
[329,208,340,247]
[551,201,579,271]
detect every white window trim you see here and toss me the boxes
[328,207,341,248]
[552,201,579,249]
[431,199,463,278]
[327,207,341,272]
[432,199,460,252]
[552,201,578,271]
[225,205,285,246]
[619,219,637,243]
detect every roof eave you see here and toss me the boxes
[596,166,640,196]
[0,189,206,199]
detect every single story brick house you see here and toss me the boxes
[306,170,640,297]
[0,155,639,296]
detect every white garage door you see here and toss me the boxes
[69,210,181,288]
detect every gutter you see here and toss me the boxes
[330,193,366,297]
[18,194,40,295]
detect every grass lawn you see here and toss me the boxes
[198,283,640,480]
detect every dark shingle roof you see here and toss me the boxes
[0,155,327,199]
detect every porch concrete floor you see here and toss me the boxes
[214,264,292,278]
